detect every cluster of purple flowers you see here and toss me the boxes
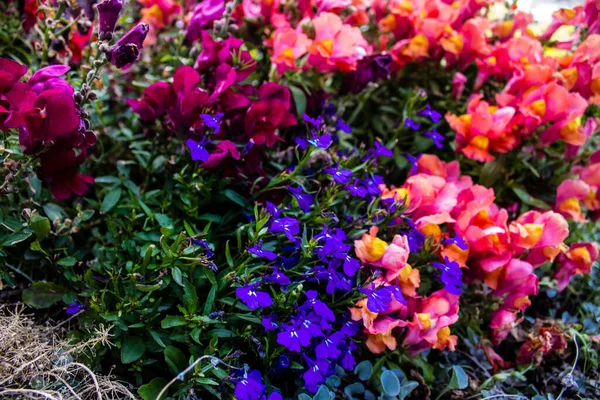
[404,104,446,149]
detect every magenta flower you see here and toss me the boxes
[201,140,241,169]
[185,0,225,42]
[0,58,27,93]
[127,81,176,122]
[246,83,296,147]
[96,0,123,40]
[107,23,149,69]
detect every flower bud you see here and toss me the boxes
[107,23,149,69]
[97,0,123,41]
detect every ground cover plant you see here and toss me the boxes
[1,0,600,399]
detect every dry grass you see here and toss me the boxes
[0,305,138,400]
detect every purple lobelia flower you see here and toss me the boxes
[277,324,305,352]
[337,119,352,133]
[345,179,367,198]
[302,356,330,392]
[262,316,279,331]
[417,104,442,123]
[236,284,273,310]
[404,118,421,131]
[96,0,123,41]
[269,217,300,242]
[442,235,469,250]
[106,23,149,69]
[248,240,277,261]
[66,301,85,315]
[405,153,421,176]
[338,340,358,370]
[308,132,332,149]
[265,201,280,219]
[365,175,384,195]
[359,284,393,313]
[303,113,324,128]
[315,332,344,360]
[343,255,360,276]
[234,370,266,400]
[191,238,214,257]
[200,112,224,134]
[288,186,314,213]
[186,138,210,162]
[324,166,352,185]
[373,141,393,158]
[423,129,444,149]
[431,256,463,295]
[264,267,291,285]
[300,291,335,323]
[340,319,361,337]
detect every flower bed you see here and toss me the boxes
[1,0,600,399]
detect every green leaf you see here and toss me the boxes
[2,230,32,246]
[448,365,469,390]
[289,85,307,118]
[183,279,198,314]
[100,187,122,213]
[57,257,77,267]
[161,315,187,328]
[313,385,332,400]
[223,189,247,207]
[135,282,162,292]
[22,282,65,308]
[164,345,186,374]
[149,329,166,347]
[381,370,401,396]
[29,215,51,240]
[43,203,67,221]
[138,377,168,400]
[203,285,217,315]
[354,360,373,381]
[155,213,173,227]
[171,267,183,286]
[225,241,234,268]
[121,336,146,364]
[511,186,551,210]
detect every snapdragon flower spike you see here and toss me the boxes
[236,283,273,310]
[233,370,266,400]
[417,104,442,123]
[359,284,392,313]
[442,235,469,251]
[107,23,149,69]
[424,129,444,149]
[405,118,421,130]
[288,186,314,213]
[265,267,291,285]
[431,257,463,295]
[186,138,210,162]
[200,112,223,134]
[337,119,352,133]
[248,240,278,260]
[324,165,352,184]
[96,0,123,41]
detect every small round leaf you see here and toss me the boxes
[381,369,401,396]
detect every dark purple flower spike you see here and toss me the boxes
[96,0,123,41]
[106,23,149,69]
